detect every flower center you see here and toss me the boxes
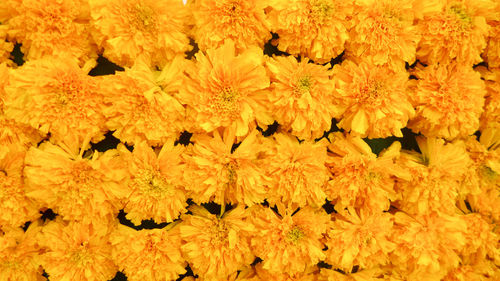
[359,80,385,104]
[210,86,241,120]
[136,168,173,197]
[480,165,498,181]
[310,0,333,22]
[210,220,229,246]
[224,160,239,185]
[286,226,305,244]
[71,161,95,188]
[57,73,88,106]
[449,5,472,25]
[294,76,312,97]
[71,242,91,267]
[130,4,157,31]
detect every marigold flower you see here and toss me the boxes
[40,220,117,281]
[4,57,108,144]
[477,66,500,130]
[483,19,500,67]
[442,261,500,281]
[102,60,185,146]
[0,25,13,64]
[24,138,129,225]
[0,147,39,229]
[319,267,384,281]
[332,59,414,138]
[326,132,405,213]
[0,224,44,281]
[408,63,486,140]
[183,128,269,206]
[265,55,336,140]
[347,0,420,70]
[119,141,187,225]
[4,0,97,65]
[416,0,495,65]
[390,212,467,281]
[264,133,329,209]
[325,208,395,273]
[110,223,186,281]
[190,0,271,52]
[90,0,191,68]
[395,137,471,215]
[251,205,329,274]
[458,213,499,264]
[267,0,352,63]
[253,263,319,281]
[180,205,255,281]
[179,41,273,137]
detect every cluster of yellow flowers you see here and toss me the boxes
[0,0,499,280]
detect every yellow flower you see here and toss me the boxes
[332,59,414,138]
[41,220,117,281]
[395,137,471,215]
[4,57,108,144]
[390,212,467,281]
[0,224,44,281]
[0,25,13,64]
[179,41,273,137]
[4,0,97,66]
[250,205,329,274]
[180,205,255,281]
[190,0,271,52]
[476,66,500,130]
[102,59,186,146]
[483,19,500,67]
[325,207,395,272]
[24,137,129,225]
[110,223,186,281]
[90,0,191,68]
[319,267,384,281]
[183,128,269,206]
[265,55,337,140]
[0,147,39,229]
[253,263,319,281]
[268,0,352,63]
[347,0,420,70]
[119,141,187,225]
[408,62,486,140]
[264,133,329,209]
[326,132,405,213]
[416,0,495,65]
[458,213,499,265]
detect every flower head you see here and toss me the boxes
[0,25,13,64]
[347,0,420,70]
[190,0,271,52]
[41,220,117,281]
[120,141,188,225]
[180,205,256,281]
[477,66,500,130]
[5,0,97,65]
[483,19,500,67]
[102,59,185,146]
[90,0,191,67]
[264,133,329,209]
[408,63,486,140]
[250,205,329,274]
[332,59,414,138]
[179,41,273,137]
[265,55,336,140]
[268,0,352,63]
[110,223,186,281]
[4,57,108,144]
[183,128,269,206]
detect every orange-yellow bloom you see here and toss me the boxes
[102,59,185,146]
[190,0,271,52]
[395,137,471,215]
[264,133,329,209]
[119,141,187,225]
[0,224,45,281]
[4,57,108,144]
[408,63,486,140]
[180,205,255,281]
[347,0,420,70]
[332,59,414,138]
[40,220,117,281]
[0,25,13,64]
[319,267,384,281]
[253,263,319,281]
[251,205,329,274]
[183,128,269,206]
[325,208,395,272]
[90,0,191,68]
[477,66,500,130]
[24,138,129,225]
[179,41,273,137]
[267,0,352,63]
[483,20,500,67]
[416,0,495,65]
[110,223,186,281]
[265,55,336,140]
[326,132,404,213]
[4,0,97,66]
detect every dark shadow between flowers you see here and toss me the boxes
[117,210,169,230]
[185,38,199,60]
[263,33,290,57]
[201,201,234,216]
[257,121,279,137]
[322,200,337,215]
[175,131,193,146]
[10,43,24,66]
[88,55,124,76]
[91,131,133,152]
[363,127,420,155]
